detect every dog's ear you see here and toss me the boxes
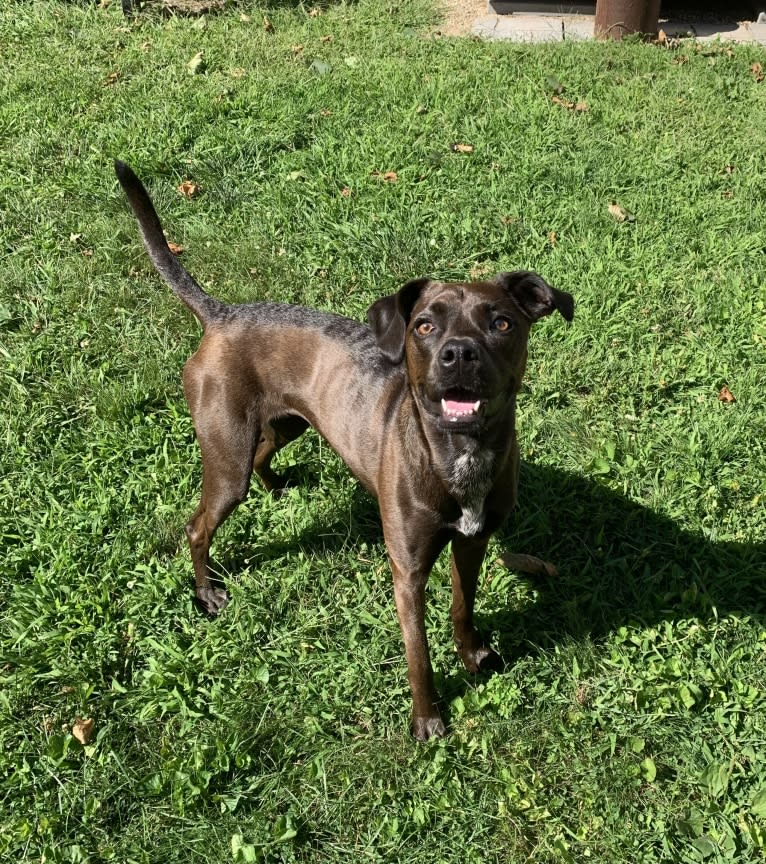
[494,271,574,323]
[367,278,431,364]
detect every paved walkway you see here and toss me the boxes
[471,10,766,44]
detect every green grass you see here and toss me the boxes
[1,1,766,861]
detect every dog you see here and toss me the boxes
[115,161,574,740]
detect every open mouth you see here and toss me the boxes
[440,389,483,423]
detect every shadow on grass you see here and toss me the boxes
[491,463,764,661]
[229,460,765,650]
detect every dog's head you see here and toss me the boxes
[367,272,574,433]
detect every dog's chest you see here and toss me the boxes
[447,446,495,536]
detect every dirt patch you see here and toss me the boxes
[434,0,487,37]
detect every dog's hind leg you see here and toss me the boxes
[253,414,309,495]
[184,412,257,615]
[182,355,262,615]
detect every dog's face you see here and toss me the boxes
[368,272,574,434]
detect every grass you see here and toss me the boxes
[1,1,766,861]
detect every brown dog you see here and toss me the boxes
[115,161,574,740]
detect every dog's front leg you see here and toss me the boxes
[389,559,446,741]
[451,533,503,674]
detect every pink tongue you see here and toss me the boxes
[444,400,476,413]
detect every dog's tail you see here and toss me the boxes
[114,160,223,326]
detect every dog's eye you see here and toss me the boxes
[492,316,512,332]
[415,321,434,337]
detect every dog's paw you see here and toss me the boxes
[459,644,504,675]
[412,714,447,742]
[196,585,229,616]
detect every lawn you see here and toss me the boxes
[1,1,765,861]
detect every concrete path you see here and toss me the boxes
[471,10,766,44]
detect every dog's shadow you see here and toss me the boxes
[224,461,765,655]
[489,463,764,667]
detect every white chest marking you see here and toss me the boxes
[448,447,495,536]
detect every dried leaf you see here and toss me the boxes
[751,62,764,83]
[72,717,95,745]
[718,385,736,403]
[186,51,206,75]
[548,230,558,247]
[262,16,274,33]
[321,34,333,44]
[608,201,634,223]
[292,44,304,55]
[167,241,184,255]
[69,233,83,244]
[104,70,120,86]
[551,95,588,112]
[451,142,474,153]
[239,13,251,22]
[308,6,323,16]
[177,180,200,199]
[372,170,398,182]
[340,187,351,197]
[656,28,667,44]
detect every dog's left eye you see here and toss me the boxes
[491,317,512,332]
[416,321,435,337]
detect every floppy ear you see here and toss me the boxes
[494,271,574,323]
[367,278,431,364]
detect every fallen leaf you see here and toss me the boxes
[319,109,333,117]
[551,95,588,112]
[718,385,736,403]
[500,215,518,226]
[722,164,735,174]
[656,28,667,44]
[321,34,333,44]
[167,241,184,255]
[104,70,120,86]
[608,201,634,223]
[177,180,200,199]
[340,187,351,197]
[292,44,304,55]
[81,248,93,258]
[672,54,688,65]
[751,62,764,83]
[69,233,83,244]
[240,13,251,22]
[377,171,398,182]
[263,16,274,32]
[72,717,95,745]
[548,230,558,247]
[308,6,323,16]
[721,189,733,199]
[451,142,474,153]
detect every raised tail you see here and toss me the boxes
[114,160,223,326]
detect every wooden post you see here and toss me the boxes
[594,0,661,40]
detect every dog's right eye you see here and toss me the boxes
[415,321,434,337]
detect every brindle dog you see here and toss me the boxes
[115,161,574,739]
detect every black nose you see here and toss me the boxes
[439,338,479,369]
